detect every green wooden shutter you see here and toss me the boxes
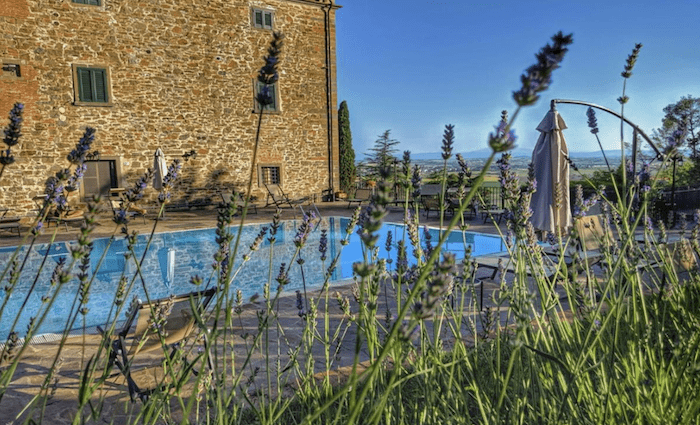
[264,12,272,29]
[93,69,107,102]
[256,82,277,111]
[78,68,93,102]
[254,10,263,27]
[266,83,276,111]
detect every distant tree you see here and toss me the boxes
[651,95,700,186]
[338,101,356,193]
[366,130,400,180]
[652,95,700,157]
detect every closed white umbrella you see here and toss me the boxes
[153,148,167,190]
[530,109,572,235]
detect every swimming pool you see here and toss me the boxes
[0,217,505,338]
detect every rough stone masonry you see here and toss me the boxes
[0,0,340,215]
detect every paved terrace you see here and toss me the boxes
[0,199,508,248]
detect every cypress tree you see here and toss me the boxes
[338,100,356,193]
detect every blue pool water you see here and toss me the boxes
[0,217,505,338]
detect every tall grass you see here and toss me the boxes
[2,31,700,425]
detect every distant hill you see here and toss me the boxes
[405,149,624,160]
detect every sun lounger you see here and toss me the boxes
[346,188,373,209]
[220,191,258,215]
[100,287,217,402]
[110,199,147,224]
[0,208,21,237]
[475,250,571,281]
[264,183,309,209]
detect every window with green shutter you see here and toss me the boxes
[252,8,273,30]
[73,65,111,106]
[72,0,101,5]
[254,81,279,112]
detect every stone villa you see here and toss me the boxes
[0,0,340,215]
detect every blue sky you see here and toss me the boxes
[335,0,700,156]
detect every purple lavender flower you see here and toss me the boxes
[512,32,573,106]
[664,128,687,155]
[359,199,387,249]
[294,212,316,248]
[456,153,472,186]
[157,159,182,204]
[258,33,283,85]
[586,107,599,135]
[422,226,433,258]
[32,221,44,235]
[489,114,517,153]
[67,127,95,165]
[441,124,455,160]
[250,226,268,252]
[394,239,408,280]
[295,290,304,317]
[1,103,23,166]
[113,208,129,225]
[2,103,23,147]
[276,263,289,287]
[268,209,282,243]
[256,32,284,107]
[621,43,643,79]
[411,165,422,199]
[401,151,412,181]
[319,228,328,261]
[124,169,154,203]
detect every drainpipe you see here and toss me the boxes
[322,1,335,200]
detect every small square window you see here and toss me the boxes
[72,0,100,5]
[72,65,112,106]
[260,166,281,185]
[253,8,274,30]
[254,80,279,112]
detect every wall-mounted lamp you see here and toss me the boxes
[182,149,197,161]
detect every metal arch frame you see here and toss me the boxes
[550,98,663,160]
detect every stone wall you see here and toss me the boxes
[0,0,340,215]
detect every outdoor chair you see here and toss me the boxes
[421,196,453,219]
[652,239,699,284]
[480,204,505,224]
[33,194,87,230]
[473,216,613,282]
[264,183,309,209]
[474,249,572,282]
[49,208,86,230]
[110,199,147,224]
[450,197,478,220]
[220,191,258,215]
[387,189,415,210]
[346,188,373,209]
[628,236,699,288]
[99,287,217,402]
[0,208,21,237]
